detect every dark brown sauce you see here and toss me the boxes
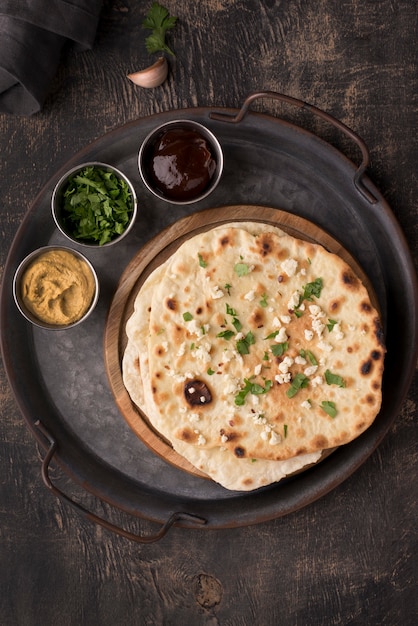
[147,128,217,201]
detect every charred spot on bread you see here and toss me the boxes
[360,300,372,313]
[184,379,212,406]
[165,297,177,311]
[329,297,344,313]
[373,318,385,346]
[341,269,359,287]
[360,359,373,376]
[177,427,198,443]
[234,446,246,458]
[257,234,273,257]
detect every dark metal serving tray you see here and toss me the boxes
[1,92,417,543]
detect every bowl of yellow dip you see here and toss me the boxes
[52,162,138,247]
[13,246,99,329]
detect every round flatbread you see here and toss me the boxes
[122,221,385,490]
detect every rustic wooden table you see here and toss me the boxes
[1,2,417,624]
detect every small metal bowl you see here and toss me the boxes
[13,246,99,330]
[138,120,223,205]
[51,162,138,247]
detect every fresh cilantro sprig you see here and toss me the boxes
[142,3,177,56]
[61,166,133,245]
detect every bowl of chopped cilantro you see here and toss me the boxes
[52,162,138,247]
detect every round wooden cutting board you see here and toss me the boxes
[103,205,377,480]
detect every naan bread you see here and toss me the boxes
[122,221,384,490]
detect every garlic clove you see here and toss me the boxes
[127,57,168,88]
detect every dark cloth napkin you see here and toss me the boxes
[0,0,103,115]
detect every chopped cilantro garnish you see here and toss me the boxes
[302,277,323,300]
[225,303,242,331]
[217,329,235,340]
[324,369,346,387]
[327,319,338,331]
[294,277,323,315]
[264,330,281,340]
[321,401,337,418]
[286,373,309,398]
[234,262,250,277]
[300,349,318,366]
[235,377,272,406]
[224,283,232,295]
[236,331,255,355]
[271,342,288,357]
[207,367,215,375]
[61,165,134,245]
[183,312,193,321]
[232,318,242,332]
[284,424,288,438]
[259,293,268,308]
[198,253,207,268]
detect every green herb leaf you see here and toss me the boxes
[236,331,255,355]
[286,373,309,398]
[294,277,323,315]
[142,2,177,56]
[264,330,281,340]
[183,312,193,321]
[232,318,242,332]
[198,253,207,268]
[225,303,242,331]
[61,166,133,245]
[234,262,250,277]
[217,330,235,340]
[327,318,338,331]
[304,350,318,365]
[224,283,232,295]
[271,342,288,357]
[302,277,323,301]
[207,367,215,375]
[259,293,268,308]
[284,424,288,438]
[234,378,272,406]
[324,369,346,387]
[321,401,338,418]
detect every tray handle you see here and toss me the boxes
[35,420,207,544]
[210,90,378,204]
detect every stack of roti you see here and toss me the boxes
[122,221,385,491]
